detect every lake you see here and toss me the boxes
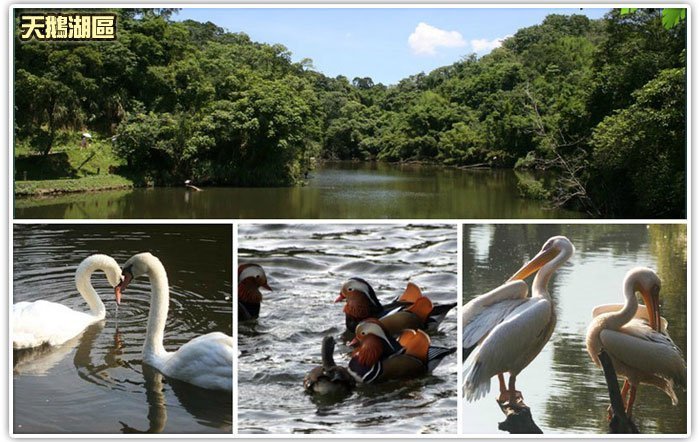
[12,225,233,434]
[15,162,583,219]
[462,224,687,435]
[237,224,458,434]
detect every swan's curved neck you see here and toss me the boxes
[533,248,570,301]
[143,258,170,362]
[605,277,639,330]
[75,259,107,319]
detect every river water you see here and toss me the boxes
[237,223,458,434]
[12,224,233,434]
[462,224,687,435]
[15,162,582,219]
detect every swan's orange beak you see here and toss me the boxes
[640,286,661,332]
[507,246,559,282]
[115,272,133,305]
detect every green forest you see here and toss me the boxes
[14,8,686,217]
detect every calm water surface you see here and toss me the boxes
[462,224,687,434]
[13,225,233,434]
[15,162,582,219]
[238,224,458,434]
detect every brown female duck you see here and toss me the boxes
[303,335,356,395]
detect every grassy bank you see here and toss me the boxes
[15,175,134,197]
[14,133,135,196]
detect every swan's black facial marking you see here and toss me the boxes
[115,265,134,305]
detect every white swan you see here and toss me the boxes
[13,254,122,350]
[116,252,233,392]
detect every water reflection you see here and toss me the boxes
[14,322,104,376]
[462,224,687,434]
[15,162,582,219]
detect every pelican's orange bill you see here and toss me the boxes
[641,287,661,332]
[507,247,559,282]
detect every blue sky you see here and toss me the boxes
[175,7,610,85]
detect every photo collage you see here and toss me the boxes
[9,4,689,438]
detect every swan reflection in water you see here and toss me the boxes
[118,364,233,434]
[14,322,106,376]
[16,321,232,434]
[74,326,232,434]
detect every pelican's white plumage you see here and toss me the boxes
[118,252,233,392]
[12,254,122,350]
[586,267,685,415]
[463,236,574,404]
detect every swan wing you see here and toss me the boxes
[162,332,233,392]
[462,280,529,353]
[12,300,95,349]
[600,326,686,388]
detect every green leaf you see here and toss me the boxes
[662,8,686,29]
[620,8,638,15]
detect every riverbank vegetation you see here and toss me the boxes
[14,8,685,217]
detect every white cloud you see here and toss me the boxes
[408,22,467,56]
[470,35,511,54]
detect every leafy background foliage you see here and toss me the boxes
[14,8,686,216]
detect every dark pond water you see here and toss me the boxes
[237,224,458,434]
[15,162,582,219]
[462,224,687,435]
[12,225,233,434]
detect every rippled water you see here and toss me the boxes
[237,224,458,434]
[15,162,582,219]
[12,225,233,434]
[462,224,687,435]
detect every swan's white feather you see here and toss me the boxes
[157,332,234,392]
[12,300,99,349]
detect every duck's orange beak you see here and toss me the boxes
[507,246,559,282]
[349,336,360,347]
[640,286,661,332]
[335,291,346,303]
[262,282,272,291]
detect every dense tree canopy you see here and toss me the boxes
[14,8,686,216]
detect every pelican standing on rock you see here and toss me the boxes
[462,236,574,406]
[586,267,686,418]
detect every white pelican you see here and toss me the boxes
[586,267,686,417]
[463,236,574,406]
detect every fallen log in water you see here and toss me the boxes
[598,350,639,434]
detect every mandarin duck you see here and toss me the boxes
[347,319,455,384]
[336,278,457,334]
[304,335,356,395]
[238,263,271,321]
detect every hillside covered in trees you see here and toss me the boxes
[14,8,686,217]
